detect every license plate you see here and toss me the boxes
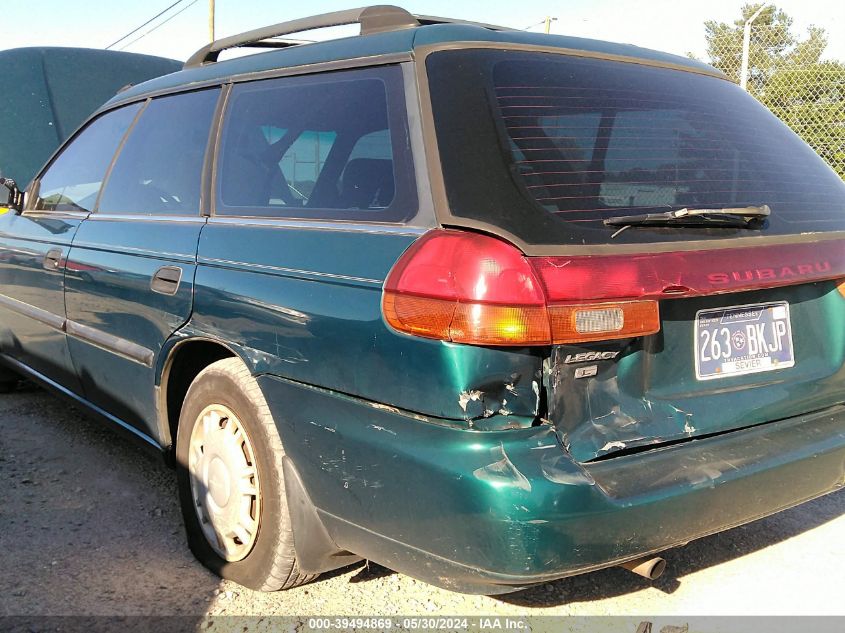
[695,301,794,380]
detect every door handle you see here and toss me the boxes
[43,248,62,271]
[151,266,183,295]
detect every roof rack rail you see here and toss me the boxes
[184,5,510,68]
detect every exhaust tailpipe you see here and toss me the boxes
[620,556,666,580]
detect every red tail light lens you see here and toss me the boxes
[382,230,658,345]
[382,230,553,345]
[385,230,545,304]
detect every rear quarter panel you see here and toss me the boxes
[189,220,544,422]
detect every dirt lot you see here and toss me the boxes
[2,381,844,622]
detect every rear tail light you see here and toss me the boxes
[383,230,845,347]
[382,230,658,346]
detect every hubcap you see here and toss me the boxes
[188,404,260,561]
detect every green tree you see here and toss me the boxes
[702,4,845,178]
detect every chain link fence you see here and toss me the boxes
[706,23,845,179]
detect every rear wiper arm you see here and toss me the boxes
[604,204,771,229]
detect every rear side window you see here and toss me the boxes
[427,50,845,246]
[98,89,219,215]
[216,66,415,221]
[33,103,141,213]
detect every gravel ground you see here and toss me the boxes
[1,381,844,622]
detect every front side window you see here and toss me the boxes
[34,103,142,212]
[216,66,415,221]
[97,89,220,215]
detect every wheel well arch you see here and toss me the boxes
[160,338,237,458]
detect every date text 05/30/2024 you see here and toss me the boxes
[306,617,530,630]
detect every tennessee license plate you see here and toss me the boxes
[694,301,795,380]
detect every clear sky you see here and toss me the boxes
[2,0,844,63]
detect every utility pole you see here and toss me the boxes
[544,16,557,34]
[209,0,215,42]
[740,3,768,91]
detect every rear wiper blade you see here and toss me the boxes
[604,205,771,228]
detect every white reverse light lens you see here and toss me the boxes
[574,307,624,333]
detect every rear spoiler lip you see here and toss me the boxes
[525,234,845,303]
[439,220,845,258]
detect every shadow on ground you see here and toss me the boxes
[496,487,845,607]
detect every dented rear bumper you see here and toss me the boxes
[260,375,845,594]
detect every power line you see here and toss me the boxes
[522,17,557,32]
[105,0,188,50]
[521,19,546,30]
[118,0,201,51]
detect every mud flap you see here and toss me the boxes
[283,455,363,574]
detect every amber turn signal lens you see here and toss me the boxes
[837,279,845,298]
[383,294,659,346]
[449,303,551,346]
[382,293,454,341]
[548,301,660,343]
[382,293,553,346]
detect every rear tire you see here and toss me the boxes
[175,357,316,591]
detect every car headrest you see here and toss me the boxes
[340,158,394,209]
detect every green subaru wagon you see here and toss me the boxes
[1,6,844,594]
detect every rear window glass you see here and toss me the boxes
[427,50,845,246]
[216,66,415,221]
